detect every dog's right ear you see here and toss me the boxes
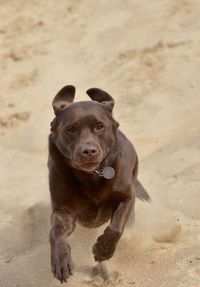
[52,85,75,115]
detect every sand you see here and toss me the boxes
[1,0,200,286]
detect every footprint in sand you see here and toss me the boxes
[10,68,38,90]
[0,111,30,129]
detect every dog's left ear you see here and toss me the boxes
[52,85,76,115]
[86,88,114,112]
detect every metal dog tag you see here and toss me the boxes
[102,167,115,179]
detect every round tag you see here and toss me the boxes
[102,167,115,179]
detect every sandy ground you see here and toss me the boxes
[1,0,200,286]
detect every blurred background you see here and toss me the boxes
[1,1,200,286]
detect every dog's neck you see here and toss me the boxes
[93,157,115,179]
[70,155,116,184]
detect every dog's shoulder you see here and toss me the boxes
[116,130,137,162]
[111,130,137,192]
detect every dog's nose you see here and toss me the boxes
[83,147,97,155]
[80,145,99,159]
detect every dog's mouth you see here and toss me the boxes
[75,161,100,172]
[72,149,105,172]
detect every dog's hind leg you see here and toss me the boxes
[92,262,109,280]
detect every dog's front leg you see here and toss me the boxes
[49,210,76,283]
[93,194,134,262]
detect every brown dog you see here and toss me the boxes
[48,85,150,283]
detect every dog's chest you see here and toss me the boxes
[80,183,113,205]
[77,199,112,228]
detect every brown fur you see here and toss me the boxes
[48,85,150,283]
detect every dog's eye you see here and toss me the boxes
[66,126,76,134]
[94,123,105,132]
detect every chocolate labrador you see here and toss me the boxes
[48,85,150,283]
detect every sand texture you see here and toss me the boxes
[1,1,200,286]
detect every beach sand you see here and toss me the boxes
[1,1,200,286]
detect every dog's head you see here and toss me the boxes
[50,85,119,172]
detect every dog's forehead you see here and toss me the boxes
[61,101,109,123]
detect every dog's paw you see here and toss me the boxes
[92,237,116,262]
[51,239,74,283]
[92,227,121,262]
